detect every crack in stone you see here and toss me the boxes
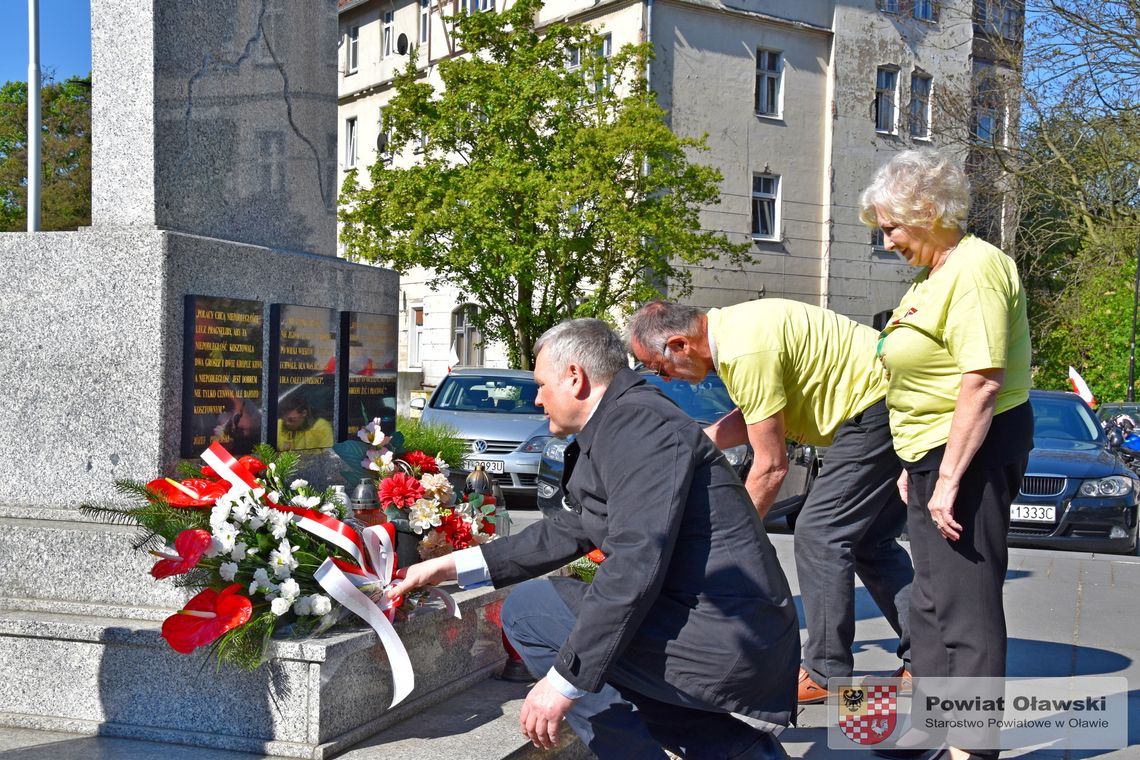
[181,0,331,208]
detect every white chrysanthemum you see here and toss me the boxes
[219,561,239,581]
[209,502,232,529]
[270,597,292,616]
[249,567,276,596]
[408,498,443,533]
[211,522,238,554]
[267,491,281,504]
[319,501,339,517]
[420,472,454,503]
[278,578,301,601]
[230,541,249,561]
[229,499,252,524]
[269,539,300,579]
[290,494,321,510]
[292,596,313,616]
[434,457,451,478]
[290,479,309,490]
[268,509,292,540]
[248,504,272,531]
[310,595,333,616]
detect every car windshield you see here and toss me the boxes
[1097,403,1140,422]
[644,374,735,424]
[432,375,540,414]
[1031,395,1103,442]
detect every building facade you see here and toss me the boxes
[338,0,1017,385]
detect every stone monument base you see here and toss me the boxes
[0,580,510,759]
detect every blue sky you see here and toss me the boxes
[0,1,91,85]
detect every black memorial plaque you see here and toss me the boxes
[345,311,398,438]
[269,305,338,450]
[181,295,265,457]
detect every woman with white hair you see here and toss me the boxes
[860,149,1033,760]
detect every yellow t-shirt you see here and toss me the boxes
[277,417,335,451]
[877,235,1031,462]
[707,300,889,446]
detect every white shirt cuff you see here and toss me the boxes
[546,667,588,700]
[452,546,491,589]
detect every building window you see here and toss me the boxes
[751,174,780,240]
[871,228,888,252]
[879,0,900,11]
[346,25,359,73]
[409,306,424,367]
[755,49,783,118]
[420,0,430,43]
[875,67,898,134]
[594,33,613,95]
[257,130,286,192]
[973,64,1006,146]
[344,117,358,168]
[977,0,1022,40]
[452,305,484,368]
[914,0,936,21]
[478,0,495,11]
[383,11,393,58]
[909,73,932,139]
[567,45,581,69]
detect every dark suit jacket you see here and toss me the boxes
[481,368,799,725]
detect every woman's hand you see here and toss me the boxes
[928,476,962,541]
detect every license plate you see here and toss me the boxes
[1010,503,1055,522]
[465,458,505,474]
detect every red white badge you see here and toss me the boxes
[837,684,897,745]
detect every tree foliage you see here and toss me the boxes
[942,2,1140,398]
[338,0,750,369]
[0,75,92,231]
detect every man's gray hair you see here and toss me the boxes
[858,148,970,233]
[627,301,703,354]
[534,318,628,384]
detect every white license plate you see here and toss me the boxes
[465,458,505,474]
[1010,503,1055,522]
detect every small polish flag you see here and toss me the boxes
[1068,366,1096,407]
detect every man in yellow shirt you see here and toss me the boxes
[629,299,913,703]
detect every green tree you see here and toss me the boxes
[0,75,92,231]
[338,0,750,369]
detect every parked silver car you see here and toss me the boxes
[412,368,549,506]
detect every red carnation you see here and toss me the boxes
[402,450,439,474]
[378,472,425,508]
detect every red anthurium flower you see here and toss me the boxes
[237,455,267,476]
[200,465,220,479]
[150,529,213,579]
[146,477,230,508]
[378,472,425,508]
[402,450,439,474]
[161,584,253,654]
[586,549,606,563]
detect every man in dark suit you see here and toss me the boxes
[389,318,799,759]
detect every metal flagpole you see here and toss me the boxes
[27,0,42,232]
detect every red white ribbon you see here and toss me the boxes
[200,442,461,707]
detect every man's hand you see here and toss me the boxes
[745,412,789,519]
[896,469,909,504]
[519,676,574,750]
[386,555,457,600]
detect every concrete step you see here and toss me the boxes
[0,678,596,760]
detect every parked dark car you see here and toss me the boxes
[535,372,817,526]
[1008,390,1139,554]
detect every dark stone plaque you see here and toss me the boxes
[345,312,398,438]
[181,295,265,458]
[269,305,338,451]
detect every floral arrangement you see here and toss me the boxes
[81,444,397,670]
[356,419,502,560]
[567,549,607,583]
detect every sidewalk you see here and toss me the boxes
[1,533,1136,759]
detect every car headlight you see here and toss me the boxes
[722,444,749,468]
[543,437,570,462]
[520,435,551,453]
[1078,475,1134,498]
